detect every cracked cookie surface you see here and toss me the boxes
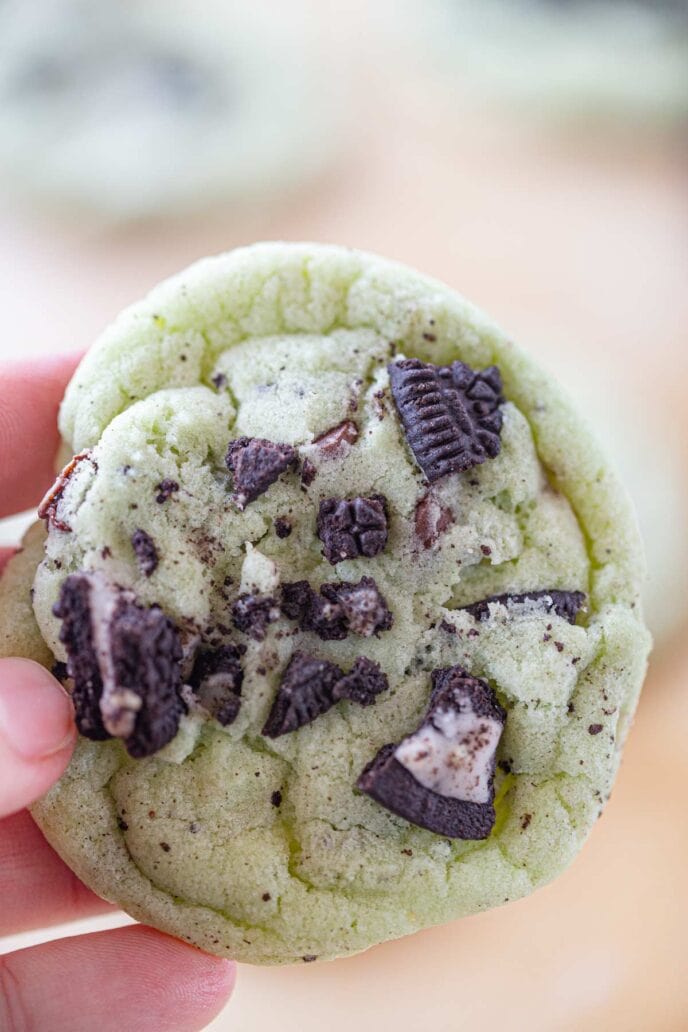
[0,244,650,964]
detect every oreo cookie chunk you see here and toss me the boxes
[53,572,184,757]
[262,652,343,738]
[188,644,244,726]
[388,359,504,482]
[357,666,506,839]
[461,590,586,624]
[38,450,95,533]
[332,657,388,706]
[232,593,281,641]
[317,495,389,564]
[226,436,297,510]
[281,577,392,640]
[131,528,159,577]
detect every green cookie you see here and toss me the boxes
[0,244,650,965]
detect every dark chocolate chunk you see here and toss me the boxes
[300,458,317,486]
[281,576,392,640]
[53,573,185,756]
[262,651,343,738]
[332,657,389,706]
[189,644,244,726]
[131,529,159,577]
[274,517,293,539]
[38,450,95,532]
[155,479,180,504]
[414,491,453,549]
[313,420,359,458]
[317,495,389,564]
[357,666,506,839]
[226,437,297,509]
[460,589,586,624]
[388,358,504,482]
[232,593,280,642]
[320,577,393,637]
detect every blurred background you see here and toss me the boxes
[0,1,686,1029]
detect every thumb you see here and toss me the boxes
[0,658,76,818]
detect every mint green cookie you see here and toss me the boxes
[1,244,650,964]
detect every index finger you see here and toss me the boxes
[0,353,83,519]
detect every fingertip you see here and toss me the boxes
[0,658,76,817]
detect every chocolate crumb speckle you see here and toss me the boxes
[554,641,564,653]
[262,893,271,902]
[271,790,282,807]
[118,818,129,831]
[274,517,292,538]
[588,723,603,735]
[401,848,413,856]
[520,813,532,830]
[160,842,171,852]
[131,528,159,577]
[301,458,317,486]
[302,955,317,963]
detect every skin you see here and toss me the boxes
[0,354,236,1032]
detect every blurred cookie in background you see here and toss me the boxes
[0,0,346,222]
[397,0,688,128]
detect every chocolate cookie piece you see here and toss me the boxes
[188,644,244,726]
[320,577,393,637]
[154,478,179,504]
[414,491,454,549]
[281,576,392,640]
[317,495,389,565]
[262,652,343,738]
[232,593,280,641]
[312,420,359,458]
[226,436,297,510]
[357,666,506,839]
[388,359,504,483]
[460,589,586,624]
[38,450,95,533]
[332,657,389,706]
[131,529,159,577]
[53,572,185,758]
[281,581,348,641]
[274,517,292,539]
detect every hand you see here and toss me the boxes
[0,355,235,1031]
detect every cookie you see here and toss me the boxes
[0,0,339,220]
[0,243,650,965]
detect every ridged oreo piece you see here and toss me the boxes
[357,665,506,839]
[388,359,504,482]
[262,651,343,738]
[317,495,388,564]
[460,589,586,624]
[53,572,185,758]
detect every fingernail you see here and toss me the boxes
[0,659,76,761]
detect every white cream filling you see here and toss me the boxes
[394,704,502,804]
[87,573,141,738]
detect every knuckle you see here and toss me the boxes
[0,953,32,1032]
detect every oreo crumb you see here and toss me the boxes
[281,580,347,641]
[270,790,282,807]
[155,479,180,504]
[332,656,389,706]
[312,420,359,458]
[415,492,453,549]
[53,573,185,757]
[232,594,280,641]
[357,666,506,839]
[301,458,317,486]
[460,589,586,624]
[588,723,603,735]
[401,848,413,856]
[118,818,129,831]
[498,759,512,774]
[302,956,318,963]
[131,529,159,577]
[520,813,532,830]
[189,645,244,726]
[274,517,292,539]
[554,641,565,653]
[51,660,69,683]
[226,437,297,509]
[262,652,343,737]
[160,842,171,852]
[317,495,388,564]
[38,450,95,532]
[211,372,227,389]
[388,358,504,482]
[262,893,271,902]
